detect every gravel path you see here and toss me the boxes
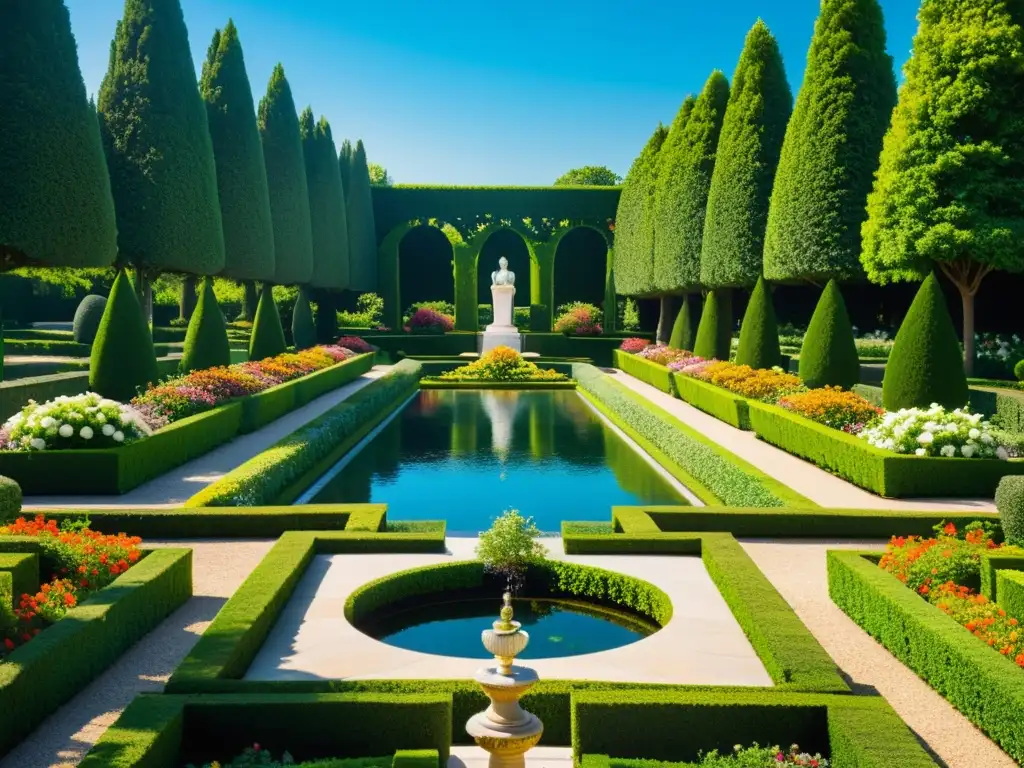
[741,539,1016,768]
[612,369,996,512]
[0,539,275,768]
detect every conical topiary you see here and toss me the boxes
[735,277,781,369]
[181,278,230,373]
[798,280,859,389]
[89,270,158,401]
[693,290,732,360]
[669,294,700,351]
[248,286,287,361]
[883,272,968,410]
[291,288,316,350]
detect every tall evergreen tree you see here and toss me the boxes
[612,122,672,299]
[862,0,1024,374]
[763,0,896,283]
[701,21,792,289]
[301,110,350,290]
[338,139,354,200]
[200,20,275,283]
[258,64,314,286]
[653,72,730,294]
[346,139,379,292]
[98,0,225,282]
[1,0,117,271]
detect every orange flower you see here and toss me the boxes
[944,522,957,536]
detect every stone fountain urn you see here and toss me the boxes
[466,592,544,768]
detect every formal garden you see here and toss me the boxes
[4,0,1024,767]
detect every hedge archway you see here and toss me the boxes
[398,224,455,315]
[553,225,613,324]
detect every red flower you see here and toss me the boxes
[944,522,957,536]
[3,638,14,651]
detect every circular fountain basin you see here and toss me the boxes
[360,596,659,659]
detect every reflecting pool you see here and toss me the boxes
[303,390,686,533]
[361,596,658,659]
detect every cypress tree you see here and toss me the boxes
[346,140,379,292]
[798,279,860,389]
[883,273,968,410]
[862,0,1024,374]
[763,0,896,283]
[668,293,700,351]
[200,20,275,283]
[98,0,225,276]
[248,286,287,361]
[653,71,730,294]
[259,64,314,286]
[735,276,782,369]
[181,278,230,373]
[301,110,350,290]
[612,122,672,298]
[693,290,733,361]
[1,0,117,270]
[291,288,317,350]
[339,139,353,200]
[702,21,792,289]
[89,270,159,401]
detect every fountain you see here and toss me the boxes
[465,592,544,768]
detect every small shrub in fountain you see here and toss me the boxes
[476,509,546,591]
[72,295,107,344]
[997,476,1024,546]
[440,346,567,382]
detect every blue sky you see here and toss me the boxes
[66,0,919,186]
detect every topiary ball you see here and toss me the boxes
[72,294,108,344]
[1014,359,1024,382]
[996,476,1024,546]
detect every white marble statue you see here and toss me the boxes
[491,256,515,286]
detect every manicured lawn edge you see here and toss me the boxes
[78,692,451,767]
[571,690,936,766]
[14,504,393,538]
[187,359,421,506]
[166,528,446,690]
[0,547,192,755]
[828,549,1024,762]
[595,505,999,539]
[419,379,577,390]
[573,363,812,508]
[748,401,1024,498]
[0,353,375,495]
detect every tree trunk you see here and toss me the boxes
[939,260,992,378]
[656,295,679,344]
[315,290,337,343]
[179,275,198,322]
[242,280,258,322]
[134,265,153,326]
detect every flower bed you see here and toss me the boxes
[779,386,883,435]
[404,308,454,334]
[0,524,190,755]
[0,353,375,495]
[434,346,567,383]
[0,393,151,451]
[554,302,603,335]
[829,527,1024,762]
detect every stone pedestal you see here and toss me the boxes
[466,667,543,768]
[481,284,521,353]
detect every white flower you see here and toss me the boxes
[40,416,56,429]
[945,423,958,433]
[113,431,125,443]
[940,445,956,457]
[96,413,106,424]
[981,433,994,445]
[918,432,934,445]
[997,446,1010,461]
[969,428,981,439]
[961,444,975,458]
[29,438,46,451]
[80,426,94,440]
[102,424,115,437]
[915,448,926,456]
[58,424,73,438]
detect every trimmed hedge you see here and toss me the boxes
[344,559,672,628]
[167,529,446,691]
[0,547,192,755]
[22,504,403,539]
[672,372,751,430]
[997,475,1024,545]
[829,549,1024,762]
[571,690,935,766]
[79,692,451,767]
[747,400,1024,497]
[0,475,21,520]
[0,552,39,601]
[574,363,808,507]
[613,350,675,394]
[419,380,576,390]
[0,354,374,495]
[980,550,1024,602]
[188,359,421,506]
[996,570,1024,624]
